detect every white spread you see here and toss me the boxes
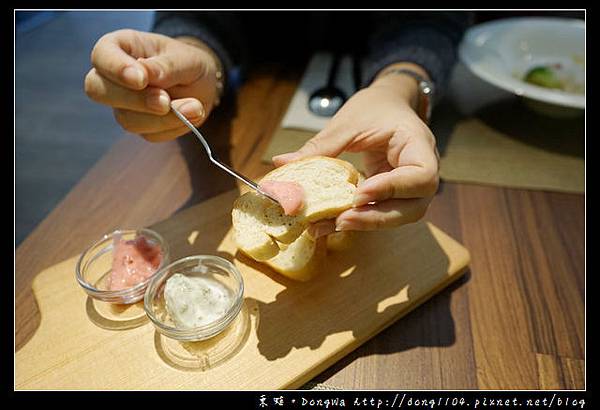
[164,273,233,329]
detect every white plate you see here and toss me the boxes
[459,17,585,109]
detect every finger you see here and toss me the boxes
[167,81,218,115]
[335,198,431,231]
[84,68,170,114]
[362,150,394,177]
[272,125,354,167]
[387,128,438,173]
[307,219,336,239]
[138,46,213,89]
[141,125,191,143]
[352,164,439,206]
[113,98,206,134]
[91,30,149,90]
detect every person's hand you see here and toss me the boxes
[273,64,439,234]
[84,29,221,142]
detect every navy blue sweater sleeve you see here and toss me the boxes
[152,11,247,95]
[152,12,472,103]
[361,12,473,103]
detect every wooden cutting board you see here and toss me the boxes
[15,189,470,390]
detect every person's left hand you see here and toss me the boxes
[272,64,439,236]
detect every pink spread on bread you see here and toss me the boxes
[107,236,163,291]
[259,180,305,216]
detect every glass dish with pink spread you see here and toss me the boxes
[76,229,170,304]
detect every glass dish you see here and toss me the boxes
[76,229,170,304]
[144,255,244,342]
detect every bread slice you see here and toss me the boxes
[231,156,359,261]
[325,230,355,252]
[232,192,306,261]
[260,156,359,222]
[263,230,355,281]
[264,231,327,281]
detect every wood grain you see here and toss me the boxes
[15,65,585,389]
[536,354,585,390]
[15,190,469,389]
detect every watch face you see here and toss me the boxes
[419,80,434,95]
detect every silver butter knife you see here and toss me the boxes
[171,104,278,203]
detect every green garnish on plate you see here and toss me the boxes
[523,66,564,90]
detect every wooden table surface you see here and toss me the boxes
[15,64,585,390]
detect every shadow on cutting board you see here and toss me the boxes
[15,78,239,353]
[237,222,463,362]
[150,209,465,371]
[309,271,470,385]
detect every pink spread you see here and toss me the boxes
[107,236,163,291]
[259,180,305,216]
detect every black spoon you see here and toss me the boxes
[308,53,347,117]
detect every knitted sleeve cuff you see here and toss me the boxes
[362,26,460,105]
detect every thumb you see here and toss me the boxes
[138,49,210,89]
[352,165,439,206]
[272,126,353,167]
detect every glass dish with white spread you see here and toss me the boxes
[144,255,244,341]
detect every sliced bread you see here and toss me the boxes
[260,156,359,222]
[263,229,355,281]
[232,192,306,261]
[231,156,359,262]
[264,231,327,281]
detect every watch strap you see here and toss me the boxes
[377,68,435,124]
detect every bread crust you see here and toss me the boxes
[232,156,360,279]
[261,156,359,222]
[261,155,359,186]
[265,235,327,281]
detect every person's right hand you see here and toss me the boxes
[84,29,220,142]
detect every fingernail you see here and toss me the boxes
[335,221,349,232]
[137,57,162,78]
[158,93,170,109]
[122,65,145,88]
[179,100,205,121]
[353,193,372,207]
[272,152,300,165]
[357,176,378,191]
[311,224,335,239]
[146,90,170,112]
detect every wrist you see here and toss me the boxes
[370,73,419,110]
[175,36,221,66]
[370,62,430,111]
[175,35,225,105]
[372,62,434,123]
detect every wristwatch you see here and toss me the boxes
[377,68,435,124]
